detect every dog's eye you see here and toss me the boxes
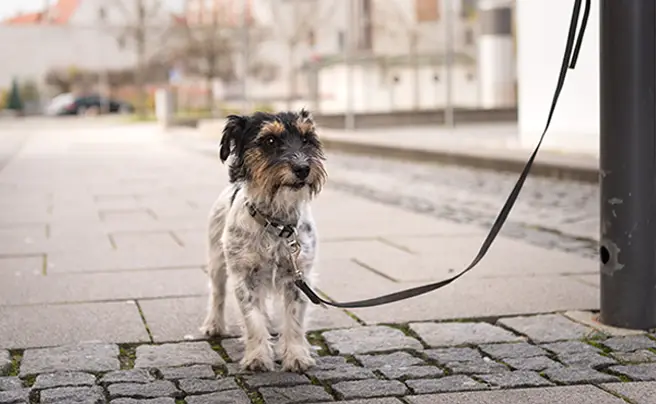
[301,135,308,144]
[264,136,276,146]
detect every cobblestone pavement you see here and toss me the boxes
[1,313,655,403]
[324,153,599,260]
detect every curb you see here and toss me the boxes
[321,138,599,184]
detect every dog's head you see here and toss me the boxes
[219,109,327,200]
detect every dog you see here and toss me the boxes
[200,109,327,373]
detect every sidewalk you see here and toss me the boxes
[0,120,653,404]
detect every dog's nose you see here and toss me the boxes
[292,164,310,180]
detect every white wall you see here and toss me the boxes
[516,0,599,155]
[314,62,480,114]
[0,25,137,90]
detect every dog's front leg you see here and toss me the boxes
[234,278,275,371]
[279,284,315,372]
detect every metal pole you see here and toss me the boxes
[344,0,355,131]
[599,0,656,330]
[443,0,454,128]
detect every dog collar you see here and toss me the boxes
[245,201,298,239]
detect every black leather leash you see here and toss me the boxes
[294,0,592,309]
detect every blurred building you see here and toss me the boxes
[176,0,516,114]
[516,0,598,155]
[0,0,181,106]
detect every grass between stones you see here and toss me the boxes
[602,367,633,383]
[22,374,36,387]
[8,350,21,377]
[118,344,137,370]
[234,375,265,404]
[209,339,232,363]
[308,374,341,401]
[306,331,330,356]
[41,254,48,276]
[134,301,154,343]
[597,385,638,404]
[380,323,429,348]
[582,338,613,354]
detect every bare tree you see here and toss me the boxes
[104,0,176,116]
[175,12,235,113]
[267,0,338,109]
[371,0,430,110]
[173,3,278,115]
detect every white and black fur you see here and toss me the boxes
[200,110,327,372]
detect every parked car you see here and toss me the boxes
[45,93,134,116]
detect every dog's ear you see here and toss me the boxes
[219,114,248,163]
[298,108,314,123]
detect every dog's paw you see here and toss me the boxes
[199,318,226,337]
[240,355,275,372]
[281,351,315,373]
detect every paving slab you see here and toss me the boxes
[0,255,44,277]
[33,372,97,389]
[332,379,409,400]
[20,343,119,377]
[563,311,646,336]
[134,342,223,368]
[0,377,22,391]
[100,370,156,385]
[0,352,10,376]
[39,385,105,403]
[0,388,30,404]
[409,322,521,347]
[107,381,181,400]
[158,365,215,380]
[360,234,596,282]
[608,363,656,381]
[45,246,206,274]
[405,375,487,394]
[322,274,598,324]
[0,268,207,306]
[475,370,554,388]
[601,381,656,404]
[1,302,149,350]
[178,378,238,394]
[259,384,333,404]
[322,325,423,354]
[497,314,597,343]
[405,385,627,404]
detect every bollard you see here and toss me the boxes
[599,0,656,330]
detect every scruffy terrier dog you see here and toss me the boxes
[200,109,327,372]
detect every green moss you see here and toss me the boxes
[306,332,330,356]
[23,374,36,387]
[8,351,22,377]
[583,339,612,354]
[234,376,265,404]
[210,341,232,363]
[118,345,136,370]
[379,323,427,348]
